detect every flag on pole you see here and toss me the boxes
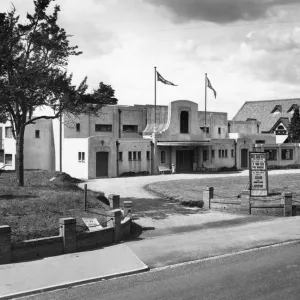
[207,77,217,98]
[156,71,177,86]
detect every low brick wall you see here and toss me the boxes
[0,200,133,264]
[210,199,241,213]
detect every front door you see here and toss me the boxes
[176,150,193,172]
[96,152,108,177]
[241,149,248,168]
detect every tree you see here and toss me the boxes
[288,107,300,143]
[0,0,117,186]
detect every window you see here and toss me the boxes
[76,123,80,132]
[225,150,228,157]
[5,127,12,138]
[118,152,123,161]
[35,130,40,138]
[282,149,293,160]
[128,152,132,161]
[0,150,3,163]
[265,149,277,161]
[78,152,85,162]
[218,149,221,157]
[200,126,209,133]
[211,150,215,158]
[123,125,138,132]
[257,124,260,133]
[203,150,208,161]
[133,151,137,160]
[271,105,282,113]
[180,111,189,133]
[147,151,150,160]
[228,123,231,133]
[287,104,298,113]
[218,127,221,134]
[95,124,112,132]
[5,154,12,165]
[231,149,234,157]
[161,151,166,163]
[138,151,141,160]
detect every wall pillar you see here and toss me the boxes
[240,190,251,214]
[0,225,11,264]
[108,194,120,209]
[282,192,292,217]
[59,217,77,254]
[203,187,214,209]
[111,209,122,242]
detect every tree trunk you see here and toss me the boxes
[15,128,25,187]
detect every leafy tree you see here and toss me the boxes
[288,107,300,143]
[0,0,117,186]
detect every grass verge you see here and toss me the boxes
[0,170,108,242]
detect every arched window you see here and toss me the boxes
[180,111,189,133]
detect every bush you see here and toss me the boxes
[267,164,300,170]
[120,171,150,177]
[179,199,204,208]
[218,166,239,172]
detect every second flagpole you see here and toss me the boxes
[154,66,157,125]
[204,73,207,129]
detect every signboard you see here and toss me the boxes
[249,152,268,196]
[82,218,103,232]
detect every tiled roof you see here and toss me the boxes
[232,98,300,132]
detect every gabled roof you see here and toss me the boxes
[269,117,289,132]
[233,98,300,132]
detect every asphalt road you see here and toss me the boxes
[22,242,300,300]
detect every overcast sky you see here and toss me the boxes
[2,0,300,118]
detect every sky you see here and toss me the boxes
[2,0,300,119]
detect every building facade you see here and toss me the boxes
[1,99,299,178]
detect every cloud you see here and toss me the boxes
[144,0,299,24]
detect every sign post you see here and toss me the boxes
[249,152,268,196]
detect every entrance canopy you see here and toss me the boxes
[157,141,212,146]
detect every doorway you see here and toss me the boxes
[176,150,193,172]
[96,152,109,177]
[241,149,248,168]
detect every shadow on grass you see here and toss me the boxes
[0,194,38,200]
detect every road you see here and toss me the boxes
[22,242,300,300]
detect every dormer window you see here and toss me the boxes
[275,124,287,135]
[287,104,299,113]
[180,111,189,133]
[271,105,282,114]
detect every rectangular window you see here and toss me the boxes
[231,149,234,157]
[123,125,138,132]
[211,150,215,158]
[138,151,141,160]
[5,127,12,138]
[265,149,277,161]
[35,130,40,138]
[222,149,225,157]
[119,152,123,161]
[95,124,112,132]
[147,151,150,160]
[282,149,293,160]
[255,140,265,144]
[218,127,221,134]
[0,150,4,163]
[180,111,189,133]
[218,149,221,158]
[161,151,166,163]
[78,152,85,162]
[200,127,209,133]
[76,123,80,132]
[5,154,12,165]
[203,150,208,161]
[128,152,132,161]
[225,150,228,157]
[133,151,137,160]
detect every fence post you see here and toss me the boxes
[240,190,251,214]
[111,209,122,242]
[84,184,87,212]
[59,217,77,254]
[203,187,214,209]
[282,192,292,217]
[0,225,11,264]
[108,194,120,209]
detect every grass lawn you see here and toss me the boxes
[146,173,300,205]
[0,170,108,242]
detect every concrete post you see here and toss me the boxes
[203,187,214,209]
[240,190,251,214]
[0,225,11,264]
[282,192,292,217]
[123,200,133,217]
[59,217,77,254]
[108,194,120,209]
[111,209,122,243]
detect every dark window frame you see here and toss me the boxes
[282,149,293,160]
[5,154,12,165]
[95,124,112,132]
[128,152,132,161]
[146,151,150,160]
[35,130,40,138]
[211,149,215,158]
[76,123,80,132]
[119,152,123,161]
[133,151,137,160]
[5,127,13,138]
[265,149,277,161]
[138,151,141,161]
[123,125,138,132]
[180,111,189,134]
[218,127,221,134]
[161,150,166,163]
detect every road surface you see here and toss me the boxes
[22,242,300,300]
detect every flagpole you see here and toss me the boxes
[205,73,207,129]
[154,66,157,125]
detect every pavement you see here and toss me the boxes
[1,169,300,299]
